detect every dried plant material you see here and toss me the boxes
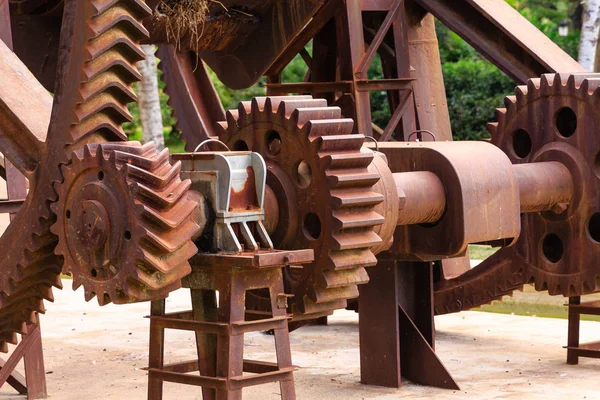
[153,0,213,52]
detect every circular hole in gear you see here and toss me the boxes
[91,269,98,278]
[97,171,104,181]
[512,129,532,159]
[594,151,600,177]
[556,107,577,138]
[296,161,312,188]
[303,213,322,240]
[588,213,600,243]
[66,210,71,219]
[542,234,564,263]
[124,230,132,241]
[232,140,249,151]
[266,130,282,155]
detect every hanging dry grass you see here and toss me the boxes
[153,0,220,52]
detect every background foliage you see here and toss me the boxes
[125,0,583,148]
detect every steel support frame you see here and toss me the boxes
[146,252,305,400]
[0,315,47,399]
[359,260,458,389]
[565,297,600,364]
[0,3,46,398]
[266,0,417,140]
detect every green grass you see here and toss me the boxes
[468,245,498,260]
[475,298,600,322]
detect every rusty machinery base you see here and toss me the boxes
[146,250,312,400]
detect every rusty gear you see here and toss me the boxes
[51,142,199,305]
[0,0,152,350]
[435,73,600,314]
[218,96,384,316]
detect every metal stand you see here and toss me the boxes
[565,296,600,364]
[358,260,458,389]
[0,314,47,399]
[146,250,312,400]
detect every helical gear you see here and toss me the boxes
[51,142,199,305]
[0,0,153,350]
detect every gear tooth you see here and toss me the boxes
[97,292,109,306]
[515,85,528,102]
[503,95,517,109]
[83,144,94,158]
[264,97,275,115]
[226,109,239,129]
[487,122,498,140]
[72,275,81,291]
[217,121,229,134]
[84,290,96,303]
[582,77,600,95]
[250,98,264,116]
[527,78,541,94]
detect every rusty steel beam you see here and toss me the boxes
[405,8,453,140]
[157,46,225,152]
[0,39,49,178]
[0,200,24,215]
[413,0,585,83]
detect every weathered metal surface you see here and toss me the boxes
[405,8,453,140]
[0,38,49,177]
[393,171,446,226]
[217,96,385,317]
[9,13,61,92]
[0,0,198,353]
[514,162,573,213]
[377,141,521,261]
[51,142,199,305]
[435,73,600,314]
[413,0,585,84]
[2,0,597,396]
[148,253,308,400]
[147,152,311,399]
[157,46,225,151]
[174,151,272,254]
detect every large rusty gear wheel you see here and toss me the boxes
[435,73,600,314]
[0,0,154,350]
[51,142,198,305]
[218,96,384,317]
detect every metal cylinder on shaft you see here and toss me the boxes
[513,162,573,213]
[394,171,446,225]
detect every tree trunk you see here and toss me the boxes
[595,29,600,71]
[137,45,165,150]
[578,0,600,71]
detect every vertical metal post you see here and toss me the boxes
[22,315,47,399]
[147,300,166,400]
[567,296,581,365]
[192,289,218,400]
[358,259,402,387]
[269,273,296,400]
[215,274,244,400]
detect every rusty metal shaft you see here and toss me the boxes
[394,171,446,225]
[513,162,573,213]
[391,161,573,227]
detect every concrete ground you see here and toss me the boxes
[1,287,599,400]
